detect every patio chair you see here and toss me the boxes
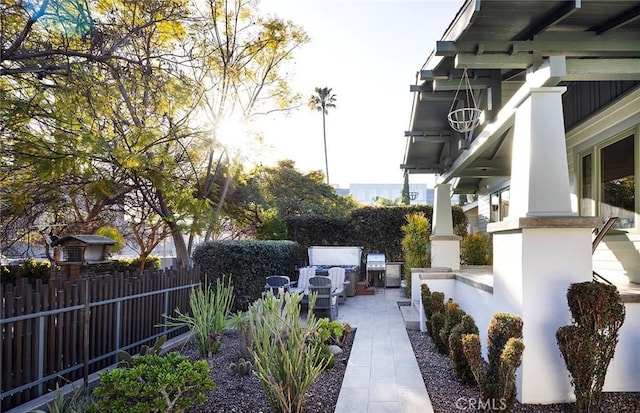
[290,267,315,294]
[308,276,337,320]
[290,267,315,306]
[328,267,347,303]
[263,275,291,297]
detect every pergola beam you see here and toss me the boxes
[565,58,640,81]
[591,3,640,34]
[437,38,640,57]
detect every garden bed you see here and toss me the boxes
[407,329,640,412]
[182,328,355,413]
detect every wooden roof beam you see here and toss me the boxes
[591,3,640,35]
[515,0,582,40]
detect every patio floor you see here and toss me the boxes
[330,287,434,413]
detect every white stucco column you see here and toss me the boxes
[489,86,600,404]
[509,87,574,218]
[430,183,460,270]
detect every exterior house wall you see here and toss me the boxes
[564,86,640,283]
[472,85,640,284]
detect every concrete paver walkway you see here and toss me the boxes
[333,288,434,413]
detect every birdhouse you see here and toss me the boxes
[51,235,116,277]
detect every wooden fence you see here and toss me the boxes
[0,267,201,411]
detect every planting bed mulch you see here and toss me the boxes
[182,328,355,413]
[408,329,640,412]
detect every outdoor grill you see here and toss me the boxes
[366,253,386,287]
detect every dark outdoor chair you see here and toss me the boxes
[263,275,291,297]
[308,276,337,320]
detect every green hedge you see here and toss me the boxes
[286,205,468,262]
[192,240,301,311]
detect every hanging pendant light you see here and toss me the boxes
[447,68,482,134]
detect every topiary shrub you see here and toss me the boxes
[461,233,492,265]
[91,352,214,413]
[438,299,465,355]
[449,314,479,384]
[462,312,525,411]
[556,282,625,413]
[421,284,433,318]
[426,291,445,342]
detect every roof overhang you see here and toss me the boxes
[403,0,640,193]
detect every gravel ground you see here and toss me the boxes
[179,324,639,412]
[407,329,640,413]
[182,328,354,413]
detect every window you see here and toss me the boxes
[579,129,638,230]
[64,247,83,262]
[490,187,510,222]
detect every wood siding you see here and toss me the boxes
[563,81,640,131]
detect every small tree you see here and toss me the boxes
[401,212,430,296]
[556,282,625,413]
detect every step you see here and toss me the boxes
[399,302,421,330]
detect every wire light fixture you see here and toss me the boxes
[447,68,481,134]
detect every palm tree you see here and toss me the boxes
[308,87,337,184]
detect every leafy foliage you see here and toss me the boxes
[1,0,310,266]
[91,352,214,413]
[117,335,167,368]
[449,314,480,384]
[462,313,525,411]
[248,292,328,413]
[438,299,465,355]
[401,212,431,296]
[461,233,492,265]
[192,240,300,311]
[164,276,234,356]
[556,282,625,413]
[1,259,53,284]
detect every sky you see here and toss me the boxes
[250,0,463,189]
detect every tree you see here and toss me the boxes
[308,87,337,184]
[186,0,310,242]
[227,160,357,238]
[1,0,310,267]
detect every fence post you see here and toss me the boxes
[83,277,90,385]
[164,291,169,336]
[37,315,44,396]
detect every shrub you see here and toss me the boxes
[461,233,492,265]
[556,282,625,413]
[462,312,525,411]
[315,318,346,346]
[426,291,445,342]
[117,335,167,368]
[91,352,214,413]
[420,284,433,319]
[1,258,53,284]
[248,292,329,413]
[164,276,234,356]
[438,299,465,355]
[286,205,468,264]
[401,212,430,296]
[449,314,479,384]
[192,240,300,310]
